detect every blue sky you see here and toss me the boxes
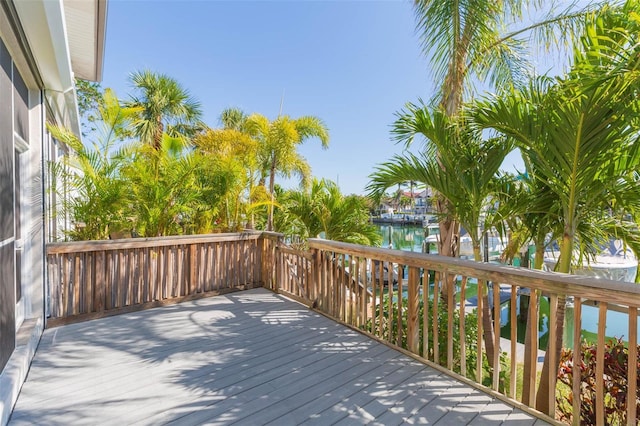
[101,0,534,195]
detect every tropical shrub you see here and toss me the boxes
[277,179,381,247]
[366,290,509,391]
[48,89,138,240]
[557,338,640,425]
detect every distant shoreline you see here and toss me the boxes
[370,215,433,226]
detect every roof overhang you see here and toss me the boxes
[63,0,108,82]
[8,0,107,137]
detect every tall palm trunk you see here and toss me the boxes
[436,197,458,257]
[153,117,164,151]
[267,155,277,231]
[521,242,546,405]
[535,231,572,413]
[437,58,466,258]
[473,240,496,379]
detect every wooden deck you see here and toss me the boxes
[9,289,549,425]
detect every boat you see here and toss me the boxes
[542,240,638,282]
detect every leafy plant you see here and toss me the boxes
[557,338,640,425]
[366,291,509,392]
[277,179,381,247]
[48,89,139,240]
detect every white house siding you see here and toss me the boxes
[0,30,47,426]
[0,0,103,422]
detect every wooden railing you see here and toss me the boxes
[272,239,640,425]
[46,231,281,326]
[46,232,640,423]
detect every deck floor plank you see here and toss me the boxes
[9,289,548,425]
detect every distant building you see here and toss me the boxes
[0,1,107,423]
[413,188,434,215]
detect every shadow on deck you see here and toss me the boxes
[9,289,548,425]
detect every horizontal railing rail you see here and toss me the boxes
[272,238,640,425]
[45,231,282,325]
[46,231,640,424]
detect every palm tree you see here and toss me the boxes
[126,70,204,150]
[368,106,512,371]
[122,134,205,237]
[245,114,329,231]
[48,89,139,240]
[411,0,595,257]
[219,107,249,131]
[472,4,640,410]
[279,178,381,246]
[193,122,270,230]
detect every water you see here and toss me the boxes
[373,223,638,348]
[377,224,426,252]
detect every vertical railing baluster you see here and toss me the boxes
[407,266,419,354]
[476,278,483,383]
[527,290,539,406]
[423,269,430,361]
[596,302,607,426]
[351,256,360,327]
[509,285,517,399]
[547,294,558,418]
[447,271,454,371]
[434,272,440,365]
[360,257,367,327]
[628,306,637,425]
[396,263,404,348]
[572,297,582,424]
[492,280,501,391]
[460,276,467,377]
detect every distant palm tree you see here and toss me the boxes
[126,70,204,150]
[219,107,248,131]
[245,114,329,231]
[279,178,381,246]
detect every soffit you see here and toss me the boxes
[63,0,107,82]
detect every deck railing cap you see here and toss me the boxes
[307,238,640,304]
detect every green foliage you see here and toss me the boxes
[557,338,640,425]
[51,85,240,240]
[472,2,640,273]
[371,105,512,257]
[121,136,205,237]
[48,89,138,240]
[277,178,381,247]
[53,74,338,240]
[413,0,590,112]
[125,69,204,149]
[366,292,510,392]
[245,113,330,230]
[75,78,104,136]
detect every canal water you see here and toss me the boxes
[374,224,636,348]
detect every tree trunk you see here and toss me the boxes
[153,117,164,151]
[536,295,566,414]
[267,156,277,231]
[522,243,546,405]
[474,242,496,381]
[436,196,458,257]
[535,232,572,413]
